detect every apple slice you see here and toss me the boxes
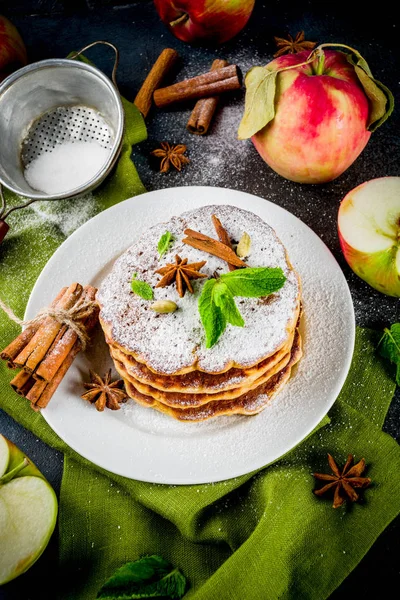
[0,435,9,478]
[0,434,58,585]
[338,176,400,297]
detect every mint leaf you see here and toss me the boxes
[198,267,286,348]
[378,323,400,385]
[221,267,286,297]
[131,273,154,300]
[96,555,187,600]
[198,279,226,348]
[212,281,244,327]
[157,231,174,257]
[237,66,278,140]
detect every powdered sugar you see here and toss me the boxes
[27,187,355,482]
[24,141,111,195]
[97,204,300,373]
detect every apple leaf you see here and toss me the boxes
[237,66,278,140]
[378,323,400,386]
[346,53,394,132]
[96,555,187,599]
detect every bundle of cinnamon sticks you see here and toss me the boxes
[133,48,242,135]
[1,283,99,410]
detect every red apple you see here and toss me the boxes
[338,176,400,297]
[153,0,255,45]
[238,47,393,184]
[0,14,27,82]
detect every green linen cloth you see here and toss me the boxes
[1,97,400,599]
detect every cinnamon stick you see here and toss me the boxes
[10,370,36,397]
[134,48,179,118]
[25,378,47,405]
[0,287,67,366]
[34,286,98,382]
[183,229,247,268]
[187,59,228,135]
[29,300,100,410]
[211,214,236,271]
[153,64,242,108]
[29,349,76,410]
[13,283,84,373]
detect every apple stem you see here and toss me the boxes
[0,457,30,485]
[169,12,189,28]
[274,42,363,79]
[317,42,362,57]
[314,48,325,75]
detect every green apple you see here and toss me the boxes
[0,434,58,585]
[338,176,400,297]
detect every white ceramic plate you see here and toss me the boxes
[26,186,355,484]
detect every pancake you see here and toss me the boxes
[112,346,292,407]
[108,325,295,394]
[97,204,301,376]
[123,329,303,422]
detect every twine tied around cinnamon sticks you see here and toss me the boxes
[0,295,96,351]
[0,282,100,410]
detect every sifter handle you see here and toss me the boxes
[0,219,9,244]
[68,40,120,90]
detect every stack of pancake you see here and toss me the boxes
[97,204,302,422]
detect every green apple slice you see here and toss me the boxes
[338,176,400,296]
[0,434,58,585]
[0,476,57,585]
[0,436,10,478]
[338,177,400,252]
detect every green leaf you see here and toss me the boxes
[198,268,286,347]
[157,231,174,257]
[346,52,394,132]
[221,267,286,297]
[131,273,154,300]
[378,323,400,385]
[212,281,244,327]
[198,279,226,348]
[96,555,187,600]
[237,66,278,140]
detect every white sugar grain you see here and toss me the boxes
[24,141,111,195]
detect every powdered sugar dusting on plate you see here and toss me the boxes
[26,187,355,483]
[97,204,300,374]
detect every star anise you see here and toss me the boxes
[273,31,317,57]
[81,369,128,411]
[155,254,207,298]
[313,454,371,508]
[151,142,190,173]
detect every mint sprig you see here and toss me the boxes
[157,231,174,257]
[199,267,286,348]
[378,323,400,385]
[220,267,286,297]
[131,273,154,300]
[199,280,227,349]
[96,554,187,599]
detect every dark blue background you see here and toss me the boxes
[0,1,399,598]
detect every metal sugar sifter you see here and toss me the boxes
[0,40,125,243]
